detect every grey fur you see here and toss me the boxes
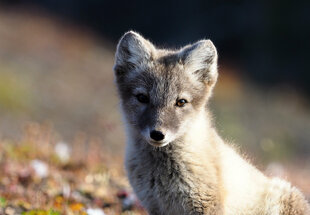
[114,31,310,215]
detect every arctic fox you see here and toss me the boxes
[114,31,310,215]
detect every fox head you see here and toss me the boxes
[114,31,218,147]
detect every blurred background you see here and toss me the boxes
[0,0,309,214]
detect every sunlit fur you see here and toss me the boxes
[114,31,310,215]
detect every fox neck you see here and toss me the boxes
[182,108,212,146]
[175,108,221,164]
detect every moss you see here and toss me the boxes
[0,70,32,113]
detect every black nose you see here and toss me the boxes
[150,130,165,141]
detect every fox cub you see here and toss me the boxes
[114,31,310,215]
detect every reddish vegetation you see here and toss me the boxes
[0,123,146,214]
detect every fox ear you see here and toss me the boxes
[114,31,155,77]
[180,40,218,86]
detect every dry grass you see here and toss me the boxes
[0,122,147,215]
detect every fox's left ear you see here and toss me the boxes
[179,40,218,87]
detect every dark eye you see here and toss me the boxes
[136,94,149,103]
[176,99,187,107]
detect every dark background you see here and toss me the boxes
[2,0,310,94]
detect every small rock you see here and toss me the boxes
[30,160,48,178]
[55,142,71,163]
[86,208,106,215]
[5,207,15,215]
[117,190,141,211]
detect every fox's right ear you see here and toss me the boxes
[179,39,218,87]
[114,31,155,78]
